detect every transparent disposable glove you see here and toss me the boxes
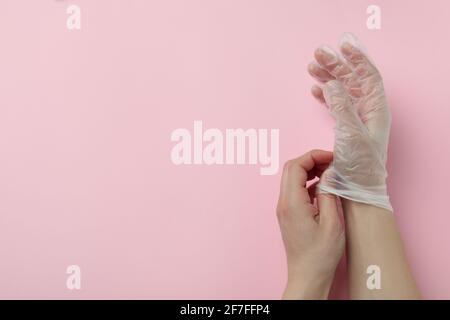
[307,33,392,212]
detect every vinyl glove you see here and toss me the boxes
[308,33,392,212]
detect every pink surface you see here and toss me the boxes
[0,0,449,299]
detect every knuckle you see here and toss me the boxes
[276,201,294,218]
[276,203,288,218]
[282,159,294,172]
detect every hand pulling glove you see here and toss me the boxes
[308,33,392,212]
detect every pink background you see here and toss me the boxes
[0,0,449,299]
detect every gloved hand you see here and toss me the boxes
[307,33,392,212]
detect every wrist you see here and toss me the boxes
[282,270,334,300]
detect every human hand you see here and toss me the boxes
[277,150,345,300]
[308,33,392,211]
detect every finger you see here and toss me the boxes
[307,180,319,203]
[311,84,325,104]
[280,150,333,207]
[297,149,334,180]
[314,45,353,81]
[307,162,332,180]
[317,193,340,229]
[308,62,335,82]
[339,33,379,78]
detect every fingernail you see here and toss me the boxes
[339,32,360,49]
[341,42,354,55]
[339,32,370,57]
[339,32,376,65]
[318,45,338,63]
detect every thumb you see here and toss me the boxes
[323,80,363,129]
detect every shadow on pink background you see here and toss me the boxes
[0,0,449,299]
